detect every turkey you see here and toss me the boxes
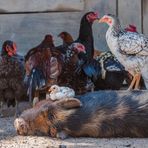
[99,14,148,90]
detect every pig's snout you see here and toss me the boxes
[14,118,28,136]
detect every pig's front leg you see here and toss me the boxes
[50,127,68,139]
[50,126,57,138]
[56,131,68,140]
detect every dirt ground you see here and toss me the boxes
[0,103,148,148]
[0,117,148,148]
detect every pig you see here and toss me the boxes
[15,90,148,138]
[14,99,53,136]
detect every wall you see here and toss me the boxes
[0,0,146,55]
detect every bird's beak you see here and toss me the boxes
[82,50,86,54]
[98,17,108,23]
[48,89,52,93]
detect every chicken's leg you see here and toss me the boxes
[0,101,4,117]
[85,78,94,92]
[134,73,141,90]
[127,73,140,90]
[128,75,136,90]
[15,99,19,118]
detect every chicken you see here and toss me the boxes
[93,51,126,90]
[48,85,75,100]
[25,34,55,61]
[72,12,126,91]
[65,12,99,91]
[58,31,102,58]
[99,14,148,90]
[0,40,25,117]
[24,34,63,104]
[57,42,87,94]
[58,32,74,46]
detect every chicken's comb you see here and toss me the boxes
[125,24,137,32]
[94,11,99,17]
[129,24,136,30]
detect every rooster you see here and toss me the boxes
[24,34,63,104]
[99,14,148,90]
[0,40,25,117]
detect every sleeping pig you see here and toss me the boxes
[14,99,53,136]
[14,90,148,138]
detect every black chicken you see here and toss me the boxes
[73,12,127,91]
[0,40,25,117]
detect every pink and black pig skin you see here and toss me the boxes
[15,90,148,139]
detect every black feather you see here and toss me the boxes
[25,68,46,103]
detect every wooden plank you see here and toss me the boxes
[0,0,84,13]
[85,0,117,52]
[143,0,148,35]
[0,12,82,55]
[118,0,142,32]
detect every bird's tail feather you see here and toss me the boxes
[83,60,101,80]
[24,68,46,103]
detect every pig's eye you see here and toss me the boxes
[20,124,24,129]
[48,113,54,120]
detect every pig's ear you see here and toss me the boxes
[56,98,82,109]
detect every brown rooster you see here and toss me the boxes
[0,40,25,117]
[24,34,63,104]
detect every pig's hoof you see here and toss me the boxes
[56,131,68,140]
[59,145,67,148]
[50,127,57,137]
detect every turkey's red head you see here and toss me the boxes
[1,40,17,57]
[86,11,99,23]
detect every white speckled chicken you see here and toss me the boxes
[99,14,148,90]
[48,85,75,101]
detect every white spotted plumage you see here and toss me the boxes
[100,14,148,89]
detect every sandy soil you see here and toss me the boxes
[0,117,148,148]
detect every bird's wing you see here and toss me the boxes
[118,32,148,55]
